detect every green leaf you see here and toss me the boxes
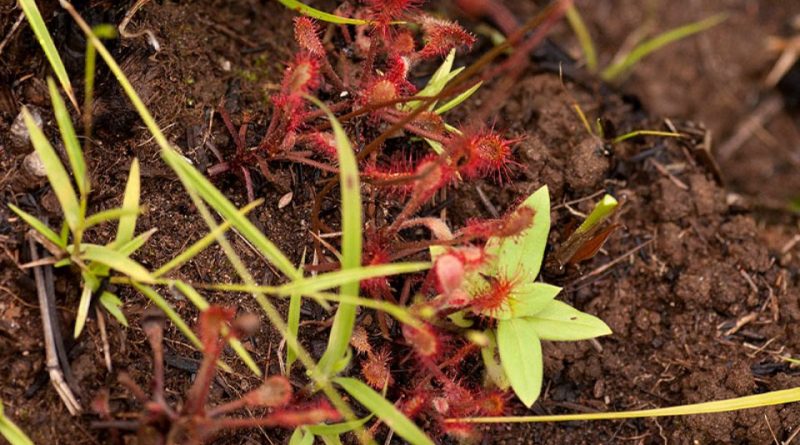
[275,0,369,25]
[133,283,202,351]
[0,400,34,445]
[565,5,597,71]
[320,434,343,445]
[509,282,562,319]
[115,158,140,247]
[8,204,65,249]
[48,78,88,198]
[99,291,128,327]
[73,280,94,338]
[287,255,306,374]
[334,377,434,445]
[480,330,509,390]
[405,50,459,111]
[444,387,800,424]
[574,194,617,236]
[172,281,262,376]
[305,416,372,436]
[289,429,314,445]
[486,185,550,280]
[278,263,430,296]
[497,318,543,407]
[19,0,78,112]
[83,207,141,229]
[23,107,81,233]
[305,97,363,376]
[434,81,483,115]
[527,300,612,341]
[601,13,727,81]
[161,150,300,280]
[76,244,154,283]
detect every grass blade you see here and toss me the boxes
[286,252,306,374]
[335,377,434,445]
[0,400,34,445]
[278,263,430,296]
[73,281,94,338]
[611,130,682,144]
[47,78,88,198]
[161,150,300,280]
[99,291,128,327]
[434,81,482,115]
[8,204,65,249]
[447,387,800,424]
[133,283,202,351]
[601,13,727,81]
[83,207,140,229]
[115,158,140,247]
[19,0,78,112]
[77,244,154,283]
[565,5,597,71]
[173,281,262,376]
[23,107,81,232]
[275,0,369,25]
[305,97,362,376]
[152,199,261,278]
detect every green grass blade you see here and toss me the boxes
[161,150,300,280]
[275,0,369,25]
[172,281,262,376]
[23,107,81,232]
[133,283,202,351]
[575,194,618,235]
[0,400,34,445]
[19,0,78,112]
[47,78,88,198]
[447,387,800,424]
[565,5,597,71]
[434,81,482,115]
[305,416,371,435]
[83,207,140,229]
[286,252,306,374]
[611,130,682,144]
[278,263,430,296]
[335,378,434,445]
[305,97,362,376]
[83,24,116,135]
[601,13,727,81]
[73,280,94,337]
[8,204,65,249]
[99,291,128,327]
[153,199,261,278]
[77,244,154,283]
[115,158,140,247]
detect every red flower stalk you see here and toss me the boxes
[418,16,476,59]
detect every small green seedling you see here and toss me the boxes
[0,401,33,445]
[565,4,727,82]
[9,79,152,338]
[433,186,612,407]
[553,194,620,266]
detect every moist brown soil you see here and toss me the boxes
[1,1,800,444]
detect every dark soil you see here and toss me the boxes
[1,1,799,444]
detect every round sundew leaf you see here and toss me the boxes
[527,300,612,341]
[497,318,543,408]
